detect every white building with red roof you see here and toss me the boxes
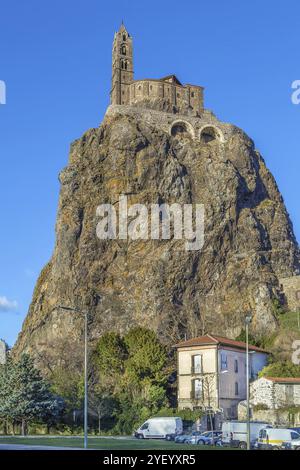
[175,334,269,419]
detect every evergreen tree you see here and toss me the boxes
[0,354,64,434]
[95,332,127,378]
[124,327,168,385]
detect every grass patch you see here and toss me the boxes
[0,436,229,450]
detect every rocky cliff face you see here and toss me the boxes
[14,104,300,360]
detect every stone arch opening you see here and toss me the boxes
[199,125,223,143]
[170,120,194,139]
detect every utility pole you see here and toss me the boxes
[245,313,253,451]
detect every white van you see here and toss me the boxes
[258,428,300,449]
[282,435,300,450]
[134,417,183,439]
[222,421,271,449]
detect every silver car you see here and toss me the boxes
[190,431,222,445]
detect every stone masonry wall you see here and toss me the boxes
[239,403,300,426]
[129,80,203,116]
[250,377,300,409]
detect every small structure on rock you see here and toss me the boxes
[0,339,7,365]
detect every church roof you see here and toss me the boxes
[159,75,183,85]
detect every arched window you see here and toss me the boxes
[120,60,124,69]
[123,34,126,41]
[121,45,126,55]
[124,61,128,70]
[170,121,194,139]
[200,126,223,143]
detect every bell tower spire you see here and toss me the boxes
[111,23,133,105]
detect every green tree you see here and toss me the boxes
[0,358,16,433]
[95,332,127,380]
[235,329,260,346]
[124,327,168,385]
[259,360,300,378]
[0,354,64,435]
[88,383,116,434]
[93,328,172,434]
[51,367,82,413]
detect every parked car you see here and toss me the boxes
[165,433,176,441]
[222,421,271,449]
[189,431,222,446]
[181,431,203,444]
[174,431,195,443]
[134,417,183,439]
[258,428,300,450]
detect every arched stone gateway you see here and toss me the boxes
[170,120,195,139]
[199,125,224,143]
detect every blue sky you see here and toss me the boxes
[0,0,299,346]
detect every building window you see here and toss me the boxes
[234,359,238,373]
[235,382,239,396]
[191,92,194,98]
[192,378,203,400]
[121,45,126,55]
[123,34,126,41]
[191,354,202,374]
[220,353,227,371]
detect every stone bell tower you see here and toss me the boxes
[111,23,134,105]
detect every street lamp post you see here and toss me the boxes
[245,313,253,451]
[57,305,89,449]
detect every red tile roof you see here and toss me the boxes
[265,377,300,384]
[174,334,268,353]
